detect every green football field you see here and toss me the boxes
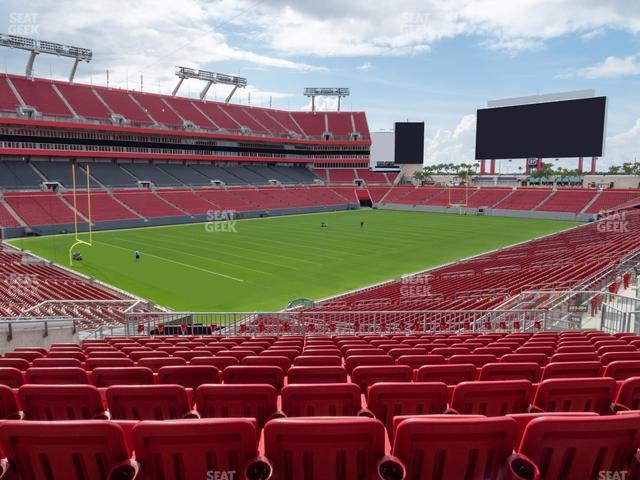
[9,210,579,312]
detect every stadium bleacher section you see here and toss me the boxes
[313,209,640,313]
[0,331,637,478]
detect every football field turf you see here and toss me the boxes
[9,210,580,312]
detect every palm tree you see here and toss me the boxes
[608,165,622,175]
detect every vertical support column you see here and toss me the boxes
[536,158,543,171]
[525,159,530,175]
[578,157,583,172]
[480,160,486,175]
[591,157,597,175]
[489,159,496,175]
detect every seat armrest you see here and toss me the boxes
[377,454,406,480]
[268,410,286,421]
[507,453,540,480]
[357,407,375,418]
[610,402,629,413]
[108,459,140,480]
[244,455,273,480]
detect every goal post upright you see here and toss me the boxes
[68,163,93,265]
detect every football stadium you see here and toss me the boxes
[0,2,640,479]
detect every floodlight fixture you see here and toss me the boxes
[0,34,92,82]
[303,88,350,112]
[173,66,247,102]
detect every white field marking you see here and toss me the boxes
[92,239,245,282]
[154,229,322,267]
[101,236,271,276]
[123,235,275,275]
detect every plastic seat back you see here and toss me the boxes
[352,365,413,393]
[519,415,640,479]
[614,377,640,410]
[195,384,277,428]
[286,366,347,384]
[0,420,134,480]
[25,367,88,385]
[158,365,220,389]
[92,367,154,387]
[106,384,192,420]
[223,365,285,390]
[344,355,394,374]
[0,367,24,388]
[541,361,602,380]
[0,384,20,419]
[451,380,533,416]
[415,364,477,385]
[264,417,400,480]
[533,377,617,413]
[19,384,107,420]
[392,416,524,480]
[603,360,640,381]
[479,362,541,382]
[367,382,448,436]
[281,383,362,417]
[132,418,268,480]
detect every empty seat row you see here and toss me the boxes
[0,414,638,479]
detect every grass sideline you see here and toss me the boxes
[9,210,580,312]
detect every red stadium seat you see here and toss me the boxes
[263,417,404,480]
[396,354,445,369]
[106,384,196,420]
[292,355,342,366]
[549,352,598,363]
[158,365,220,388]
[0,421,136,480]
[84,358,134,370]
[601,351,640,365]
[46,351,86,361]
[0,385,21,419]
[351,365,413,393]
[614,377,640,410]
[223,365,285,390]
[344,355,395,374]
[450,380,533,416]
[281,383,362,417]
[508,411,599,445]
[91,367,154,387]
[448,354,498,367]
[191,356,239,369]
[132,418,271,480]
[532,377,617,414]
[415,364,477,385]
[0,358,30,371]
[541,361,602,379]
[366,382,448,435]
[518,415,640,479]
[137,356,187,372]
[0,368,24,388]
[500,353,548,366]
[25,367,88,385]
[31,358,83,368]
[129,350,169,362]
[286,366,348,384]
[604,360,640,380]
[241,355,291,371]
[194,384,279,427]
[479,362,541,382]
[18,384,107,420]
[391,416,535,480]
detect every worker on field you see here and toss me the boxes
[360,221,364,228]
[135,250,141,261]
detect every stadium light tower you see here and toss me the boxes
[172,66,247,102]
[0,34,92,82]
[304,88,350,112]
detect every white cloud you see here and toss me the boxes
[568,54,640,79]
[357,62,374,71]
[605,119,640,164]
[425,114,477,165]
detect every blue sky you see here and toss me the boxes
[1,0,639,168]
